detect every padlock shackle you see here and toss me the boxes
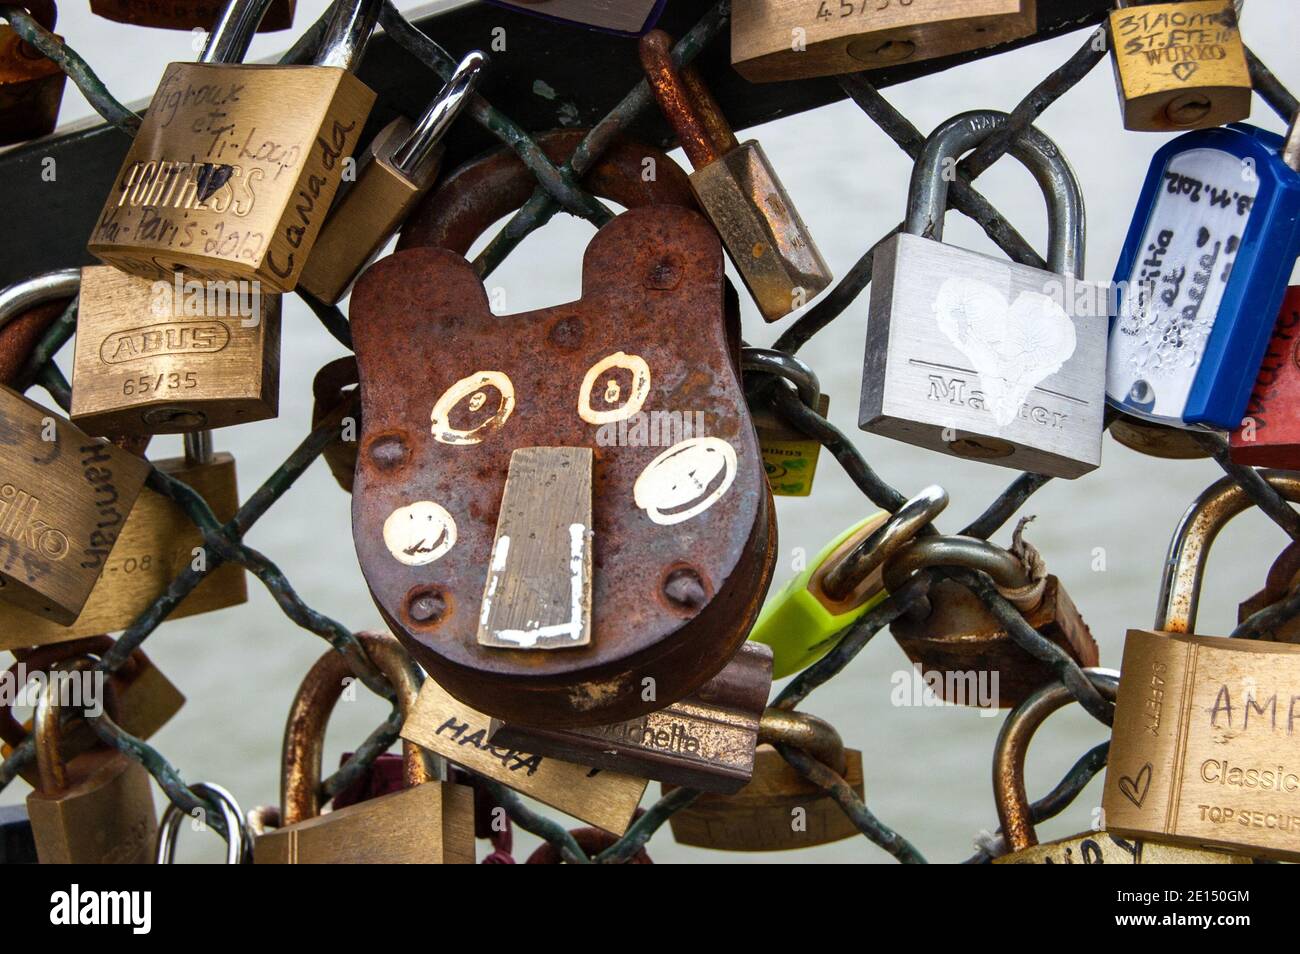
[200,0,277,65]
[156,781,248,864]
[881,534,1031,596]
[0,268,78,331]
[1156,471,1300,633]
[314,0,382,71]
[33,656,102,795]
[823,485,948,602]
[1284,111,1299,174]
[740,347,820,410]
[758,708,847,775]
[280,632,438,825]
[906,110,1086,278]
[391,50,485,178]
[639,29,737,169]
[994,669,1118,853]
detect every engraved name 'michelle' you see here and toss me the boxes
[593,718,705,755]
[113,159,260,217]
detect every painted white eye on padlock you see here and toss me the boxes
[859,109,1106,479]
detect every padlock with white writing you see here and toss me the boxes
[0,0,65,145]
[1103,472,1300,862]
[640,30,831,323]
[1230,287,1300,467]
[883,531,1098,708]
[750,485,946,679]
[730,0,1036,83]
[1107,0,1250,132]
[860,110,1105,478]
[1109,119,1300,431]
[484,0,664,35]
[91,0,293,31]
[993,670,1248,863]
[254,633,474,863]
[87,0,382,293]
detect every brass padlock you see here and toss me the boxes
[1238,541,1300,643]
[640,30,831,323]
[156,781,249,863]
[1107,0,1251,131]
[730,0,1037,83]
[87,0,382,293]
[91,0,293,31]
[884,531,1098,708]
[743,348,828,498]
[664,709,865,851]
[72,265,281,436]
[1103,472,1300,862]
[1109,413,1212,460]
[298,51,484,305]
[254,632,474,863]
[0,0,66,146]
[992,670,1247,863]
[26,659,158,863]
[0,437,247,650]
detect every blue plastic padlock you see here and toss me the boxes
[1109,123,1300,430]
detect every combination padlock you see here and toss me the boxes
[730,0,1036,83]
[254,632,474,863]
[749,485,947,679]
[1103,472,1300,863]
[87,0,382,292]
[155,781,249,863]
[883,532,1099,708]
[1230,286,1300,467]
[640,30,832,323]
[91,0,293,31]
[482,0,665,35]
[1237,540,1300,643]
[1107,0,1251,132]
[860,110,1105,478]
[993,670,1247,863]
[0,0,65,146]
[1108,119,1300,430]
[352,132,774,728]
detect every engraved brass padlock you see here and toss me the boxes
[664,709,865,851]
[1238,540,1300,643]
[87,0,382,293]
[640,30,832,323]
[861,109,1105,478]
[91,0,293,31]
[884,532,1098,708]
[1107,0,1250,132]
[730,0,1037,83]
[254,632,474,863]
[1103,472,1300,862]
[26,659,158,864]
[992,669,1247,863]
[0,0,65,146]
[156,781,249,863]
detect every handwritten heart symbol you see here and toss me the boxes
[1118,762,1153,808]
[1172,61,1199,83]
[933,277,1077,427]
[195,163,234,202]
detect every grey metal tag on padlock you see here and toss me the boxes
[859,110,1106,479]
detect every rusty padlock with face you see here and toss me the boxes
[90,0,293,31]
[253,632,474,863]
[883,532,1098,708]
[0,0,66,146]
[352,131,775,728]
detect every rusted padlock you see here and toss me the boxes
[311,356,360,494]
[354,130,775,728]
[0,0,65,145]
[526,825,653,864]
[90,0,294,31]
[1238,540,1300,643]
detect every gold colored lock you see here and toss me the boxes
[992,669,1247,863]
[298,51,484,305]
[640,30,832,323]
[0,439,247,650]
[730,0,1037,83]
[1107,0,1251,131]
[87,0,382,293]
[254,632,474,863]
[0,0,66,146]
[26,658,158,864]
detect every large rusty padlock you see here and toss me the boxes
[352,131,775,728]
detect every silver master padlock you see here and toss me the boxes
[859,110,1106,479]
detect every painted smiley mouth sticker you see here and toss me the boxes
[633,436,737,526]
[383,500,458,566]
[934,277,1077,428]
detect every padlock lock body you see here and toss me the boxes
[730,0,1036,83]
[0,387,150,624]
[1110,413,1212,460]
[0,24,66,145]
[0,452,247,649]
[88,63,376,293]
[27,750,157,863]
[253,781,474,863]
[890,575,1098,708]
[861,232,1105,477]
[691,140,832,323]
[1108,0,1250,132]
[298,118,444,305]
[663,746,865,850]
[90,0,295,31]
[750,511,889,678]
[993,829,1248,863]
[1230,288,1300,468]
[1109,125,1300,430]
[754,392,828,497]
[73,266,280,435]
[1104,629,1300,862]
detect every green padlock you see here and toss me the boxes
[751,486,948,678]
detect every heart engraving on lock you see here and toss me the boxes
[1118,763,1152,808]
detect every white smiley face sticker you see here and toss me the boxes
[430,371,516,445]
[383,501,457,566]
[577,352,651,425]
[633,437,737,526]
